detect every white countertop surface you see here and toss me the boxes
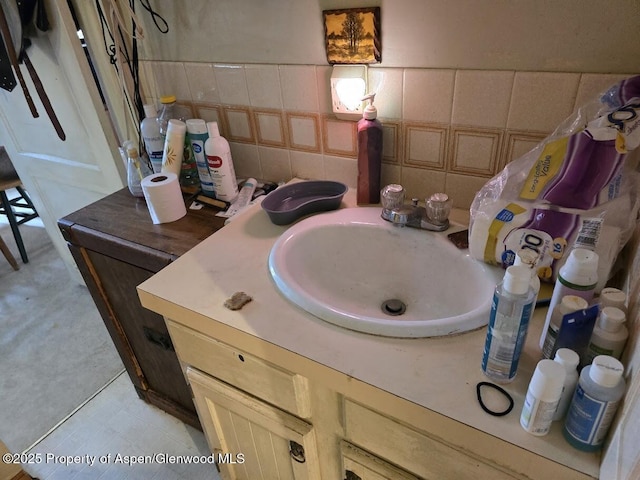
[138,184,599,478]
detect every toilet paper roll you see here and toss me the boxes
[141,172,187,224]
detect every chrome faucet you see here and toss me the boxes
[380,184,451,231]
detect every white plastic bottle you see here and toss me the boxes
[161,119,186,178]
[185,119,216,197]
[204,122,238,202]
[520,359,566,435]
[585,307,628,364]
[481,265,535,383]
[541,295,589,359]
[599,287,627,312]
[540,248,599,350]
[563,355,625,452]
[141,104,164,174]
[552,348,580,421]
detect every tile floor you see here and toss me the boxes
[22,372,221,480]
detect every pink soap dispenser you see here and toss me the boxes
[357,93,383,205]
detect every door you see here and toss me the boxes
[187,366,321,480]
[0,0,125,283]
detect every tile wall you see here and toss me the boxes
[142,61,634,209]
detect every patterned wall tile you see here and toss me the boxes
[500,130,547,170]
[448,126,502,177]
[254,109,287,148]
[403,122,448,171]
[286,112,321,153]
[193,104,225,133]
[382,121,401,165]
[322,115,356,157]
[223,106,255,144]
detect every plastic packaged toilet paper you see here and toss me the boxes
[469,75,640,287]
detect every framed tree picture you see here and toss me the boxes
[323,7,381,64]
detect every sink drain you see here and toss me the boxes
[381,299,406,316]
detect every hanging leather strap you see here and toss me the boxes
[0,1,38,117]
[23,51,65,140]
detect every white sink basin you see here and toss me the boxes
[268,207,504,338]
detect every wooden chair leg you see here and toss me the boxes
[0,235,19,270]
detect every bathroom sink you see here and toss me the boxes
[268,207,504,337]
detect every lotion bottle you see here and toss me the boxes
[160,119,186,178]
[356,93,383,205]
[204,122,238,202]
[186,119,216,198]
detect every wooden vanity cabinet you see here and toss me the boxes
[164,319,593,480]
[58,188,225,429]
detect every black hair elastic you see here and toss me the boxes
[476,381,514,417]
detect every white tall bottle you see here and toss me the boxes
[552,348,580,421]
[540,248,599,350]
[141,104,164,173]
[204,122,238,202]
[520,359,566,435]
[585,307,628,363]
[161,119,186,178]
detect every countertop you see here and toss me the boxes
[137,184,600,478]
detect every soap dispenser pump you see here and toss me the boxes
[357,93,383,205]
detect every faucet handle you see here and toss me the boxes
[426,193,452,225]
[380,184,405,211]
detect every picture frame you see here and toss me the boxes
[323,7,381,64]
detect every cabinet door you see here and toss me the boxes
[187,367,321,480]
[341,441,420,480]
